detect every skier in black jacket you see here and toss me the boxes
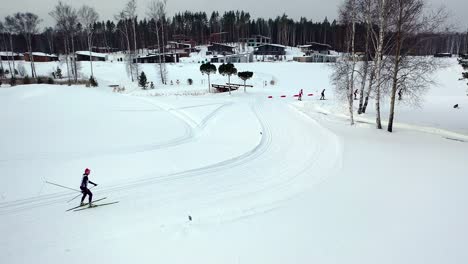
[80,168,97,207]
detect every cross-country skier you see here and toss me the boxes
[320,89,326,100]
[80,168,98,207]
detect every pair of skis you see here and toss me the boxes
[66,197,119,212]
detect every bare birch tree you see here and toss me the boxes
[2,17,16,77]
[332,0,358,125]
[386,0,447,132]
[50,1,79,84]
[11,12,41,79]
[124,0,139,79]
[115,11,133,81]
[371,0,389,129]
[148,0,168,85]
[78,5,99,79]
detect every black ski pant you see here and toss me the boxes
[80,187,93,204]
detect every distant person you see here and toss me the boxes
[298,89,303,101]
[320,89,326,100]
[80,168,98,207]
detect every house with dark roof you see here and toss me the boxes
[24,52,58,62]
[210,53,253,63]
[0,51,24,60]
[298,42,332,55]
[207,43,235,55]
[253,44,286,56]
[133,53,179,63]
[240,35,271,47]
[75,51,108,61]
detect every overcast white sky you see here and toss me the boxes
[1,0,467,30]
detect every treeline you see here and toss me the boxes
[2,10,467,55]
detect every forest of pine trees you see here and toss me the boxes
[1,10,467,56]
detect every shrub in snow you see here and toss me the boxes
[462,72,468,79]
[139,71,147,89]
[270,79,276,85]
[187,78,193,85]
[9,77,17,86]
[0,80,2,86]
[48,77,55,84]
[0,68,4,77]
[150,82,155,89]
[37,77,44,84]
[56,67,62,79]
[89,76,98,87]
[23,75,31,85]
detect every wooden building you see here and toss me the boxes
[210,53,253,63]
[207,43,235,55]
[240,35,271,47]
[75,51,108,61]
[24,52,58,62]
[293,54,338,63]
[298,42,332,55]
[0,51,24,60]
[133,53,179,63]
[254,44,286,56]
[166,41,193,57]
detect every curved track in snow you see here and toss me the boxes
[0,97,342,217]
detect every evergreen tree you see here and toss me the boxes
[139,71,147,89]
[56,67,62,79]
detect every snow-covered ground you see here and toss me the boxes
[1,57,467,263]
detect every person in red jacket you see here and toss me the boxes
[298,89,303,101]
[80,168,97,207]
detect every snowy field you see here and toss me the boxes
[1,58,468,263]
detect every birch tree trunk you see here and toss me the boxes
[362,63,376,113]
[88,34,94,78]
[387,0,403,132]
[374,0,386,129]
[132,18,138,79]
[64,37,71,85]
[348,0,356,126]
[9,34,16,78]
[71,34,78,83]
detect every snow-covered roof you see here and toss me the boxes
[25,52,58,57]
[256,43,286,49]
[137,53,175,58]
[208,43,236,48]
[75,51,108,58]
[0,51,23,56]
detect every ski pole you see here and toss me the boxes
[45,181,81,193]
[67,185,96,203]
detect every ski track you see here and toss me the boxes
[0,97,342,219]
[0,97,232,163]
